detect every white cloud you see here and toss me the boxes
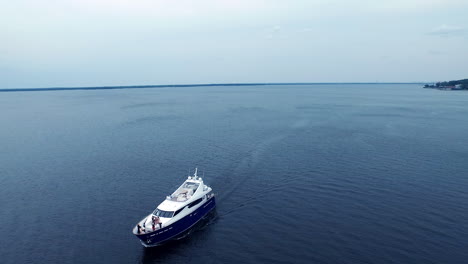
[428,50,444,56]
[265,26,282,39]
[298,28,314,33]
[428,24,466,36]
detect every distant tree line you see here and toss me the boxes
[424,79,468,89]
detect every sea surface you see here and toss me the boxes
[1,84,467,264]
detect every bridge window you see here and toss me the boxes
[153,209,174,218]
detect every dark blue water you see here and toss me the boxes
[1,84,467,264]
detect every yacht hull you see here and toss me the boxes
[136,197,216,247]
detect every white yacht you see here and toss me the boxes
[132,168,216,246]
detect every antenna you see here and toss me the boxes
[194,167,198,178]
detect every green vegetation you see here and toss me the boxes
[424,79,468,90]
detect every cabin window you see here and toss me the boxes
[153,209,174,218]
[188,198,203,208]
[174,207,185,217]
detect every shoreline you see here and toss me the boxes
[0,82,424,93]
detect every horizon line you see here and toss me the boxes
[0,82,425,93]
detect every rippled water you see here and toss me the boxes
[1,84,467,264]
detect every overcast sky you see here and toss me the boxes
[1,0,467,88]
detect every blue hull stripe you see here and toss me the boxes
[136,197,216,246]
